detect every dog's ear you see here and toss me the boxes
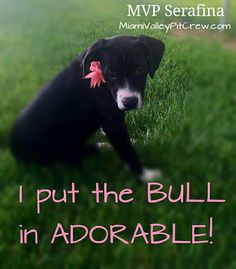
[81,39,107,76]
[138,35,165,79]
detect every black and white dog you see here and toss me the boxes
[10,35,165,182]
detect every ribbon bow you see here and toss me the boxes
[84,61,106,88]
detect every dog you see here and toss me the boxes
[10,35,165,182]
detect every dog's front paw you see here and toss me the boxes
[139,168,163,182]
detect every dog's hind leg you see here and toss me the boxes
[80,144,100,157]
[59,144,99,165]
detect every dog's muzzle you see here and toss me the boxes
[117,88,142,111]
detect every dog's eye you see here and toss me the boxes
[107,71,117,80]
[136,67,144,74]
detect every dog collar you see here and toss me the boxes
[83,61,106,89]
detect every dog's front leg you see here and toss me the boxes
[102,116,163,182]
[102,116,162,182]
[102,118,142,180]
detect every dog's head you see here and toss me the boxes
[81,35,165,111]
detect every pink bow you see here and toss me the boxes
[84,61,106,88]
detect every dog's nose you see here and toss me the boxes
[122,97,138,109]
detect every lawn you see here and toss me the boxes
[0,0,236,268]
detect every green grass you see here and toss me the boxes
[0,0,236,268]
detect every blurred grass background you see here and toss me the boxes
[0,0,236,268]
